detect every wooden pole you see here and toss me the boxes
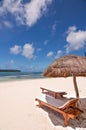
[73,75,79,98]
[73,75,82,108]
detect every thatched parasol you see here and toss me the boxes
[43,55,86,99]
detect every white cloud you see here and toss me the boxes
[47,51,53,57]
[0,0,53,27]
[44,40,49,45]
[65,26,86,53]
[0,0,25,25]
[10,43,35,59]
[47,50,62,59]
[23,0,53,27]
[10,45,21,55]
[55,50,63,59]
[66,26,76,34]
[0,21,13,29]
[22,44,35,59]
[3,21,13,28]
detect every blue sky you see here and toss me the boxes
[0,0,86,72]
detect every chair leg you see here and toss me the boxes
[35,99,43,107]
[63,114,70,126]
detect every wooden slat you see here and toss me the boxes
[40,87,67,98]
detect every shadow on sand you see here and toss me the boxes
[40,97,86,128]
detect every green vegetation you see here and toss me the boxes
[0,69,21,72]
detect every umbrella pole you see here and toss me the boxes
[73,76,81,108]
[73,75,79,98]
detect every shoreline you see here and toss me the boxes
[0,76,45,82]
[0,72,43,82]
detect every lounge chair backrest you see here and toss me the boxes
[59,98,78,111]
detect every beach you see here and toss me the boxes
[0,77,86,130]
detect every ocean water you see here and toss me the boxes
[0,72,44,81]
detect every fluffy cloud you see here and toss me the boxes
[24,0,53,26]
[65,26,86,53]
[55,50,63,59]
[10,43,35,59]
[47,50,63,59]
[66,26,76,33]
[47,51,53,57]
[0,0,53,27]
[22,44,35,59]
[0,0,25,25]
[10,45,21,55]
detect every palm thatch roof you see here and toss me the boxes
[43,55,86,77]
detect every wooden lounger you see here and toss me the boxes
[35,98,83,126]
[40,87,67,98]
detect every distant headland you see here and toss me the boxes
[0,69,21,72]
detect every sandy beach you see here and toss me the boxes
[0,77,86,130]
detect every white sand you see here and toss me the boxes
[0,77,86,130]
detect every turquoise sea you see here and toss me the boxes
[0,72,44,81]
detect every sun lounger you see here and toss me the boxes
[40,87,67,98]
[35,98,83,126]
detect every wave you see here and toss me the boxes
[0,72,44,81]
